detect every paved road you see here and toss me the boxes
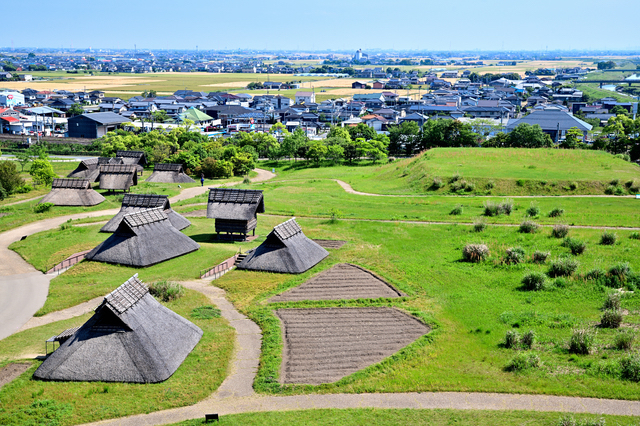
[0,169,275,341]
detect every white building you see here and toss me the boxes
[295,91,316,104]
[0,91,25,107]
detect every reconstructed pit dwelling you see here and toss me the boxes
[34,274,202,383]
[206,188,265,241]
[98,164,138,192]
[101,193,190,233]
[39,178,105,207]
[145,163,195,183]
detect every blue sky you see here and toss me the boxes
[2,0,639,51]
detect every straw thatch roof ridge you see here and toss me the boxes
[145,163,196,183]
[101,194,190,233]
[206,188,264,221]
[87,207,199,267]
[67,157,123,181]
[100,164,137,174]
[237,218,328,274]
[33,274,202,383]
[39,178,105,206]
[98,165,138,191]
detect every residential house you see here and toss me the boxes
[295,91,316,104]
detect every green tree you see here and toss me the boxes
[142,90,157,98]
[29,159,56,186]
[281,128,308,161]
[347,123,376,141]
[307,141,328,164]
[327,126,352,143]
[201,158,233,178]
[68,103,85,116]
[507,123,549,148]
[0,161,25,194]
[151,110,169,123]
[15,150,32,172]
[388,121,420,155]
[325,144,344,164]
[561,127,583,149]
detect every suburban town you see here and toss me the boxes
[1,2,640,426]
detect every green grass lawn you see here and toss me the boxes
[169,408,640,426]
[174,179,640,228]
[0,289,235,426]
[16,212,640,400]
[10,218,265,316]
[257,148,640,196]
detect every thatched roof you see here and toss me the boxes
[236,218,328,274]
[116,150,147,166]
[67,157,123,182]
[39,178,105,206]
[98,164,138,191]
[87,208,200,267]
[145,163,196,183]
[100,194,190,233]
[34,274,202,383]
[206,188,264,221]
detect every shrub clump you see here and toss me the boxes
[525,202,540,217]
[521,271,547,291]
[473,220,487,232]
[33,202,54,213]
[569,329,595,355]
[630,232,640,240]
[614,330,635,351]
[600,231,617,245]
[562,237,586,255]
[149,281,184,302]
[504,330,520,349]
[521,330,536,349]
[619,353,640,382]
[603,293,622,311]
[551,224,569,238]
[431,177,444,189]
[600,310,623,328]
[519,220,539,234]
[532,250,550,264]
[608,262,631,283]
[548,208,564,218]
[557,415,606,426]
[548,256,579,278]
[504,247,525,265]
[505,352,541,372]
[449,204,463,215]
[483,199,513,216]
[585,268,606,281]
[462,244,489,263]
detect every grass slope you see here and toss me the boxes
[0,289,235,426]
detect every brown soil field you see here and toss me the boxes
[276,307,429,384]
[0,77,160,92]
[269,263,403,303]
[312,239,346,249]
[0,362,31,388]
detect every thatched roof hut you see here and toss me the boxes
[34,274,202,383]
[86,208,200,267]
[98,164,138,192]
[116,150,146,174]
[39,178,105,206]
[206,188,264,240]
[145,163,196,183]
[101,193,190,233]
[67,157,124,182]
[236,218,328,274]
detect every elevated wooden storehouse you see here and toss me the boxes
[67,157,124,182]
[145,163,195,183]
[206,188,264,240]
[98,164,138,192]
[34,274,202,383]
[116,150,146,175]
[86,208,199,267]
[101,193,190,233]
[39,178,105,206]
[236,218,328,274]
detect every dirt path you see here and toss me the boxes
[0,169,275,341]
[334,180,637,199]
[170,168,275,203]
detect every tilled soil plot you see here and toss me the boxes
[0,363,31,388]
[276,307,429,384]
[270,263,404,303]
[312,239,347,249]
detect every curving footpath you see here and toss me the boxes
[0,169,275,341]
[5,167,640,424]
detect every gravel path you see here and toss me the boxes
[334,179,637,199]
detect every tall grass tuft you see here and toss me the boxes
[521,330,536,349]
[532,250,550,264]
[525,202,540,217]
[600,231,617,245]
[473,219,487,232]
[569,329,595,355]
[149,281,184,302]
[504,247,525,265]
[608,262,631,283]
[630,232,640,240]
[620,353,640,382]
[449,204,463,215]
[521,271,547,291]
[551,224,569,238]
[548,256,579,277]
[505,352,540,372]
[548,207,565,218]
[562,237,586,255]
[603,293,622,311]
[462,244,489,263]
[600,310,623,328]
[615,330,635,351]
[519,220,539,234]
[504,330,520,349]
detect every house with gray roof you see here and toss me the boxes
[506,107,593,141]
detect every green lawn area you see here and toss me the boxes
[257,148,640,196]
[170,408,639,426]
[0,289,235,426]
[175,179,640,228]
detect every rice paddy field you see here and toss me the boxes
[2,148,640,425]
